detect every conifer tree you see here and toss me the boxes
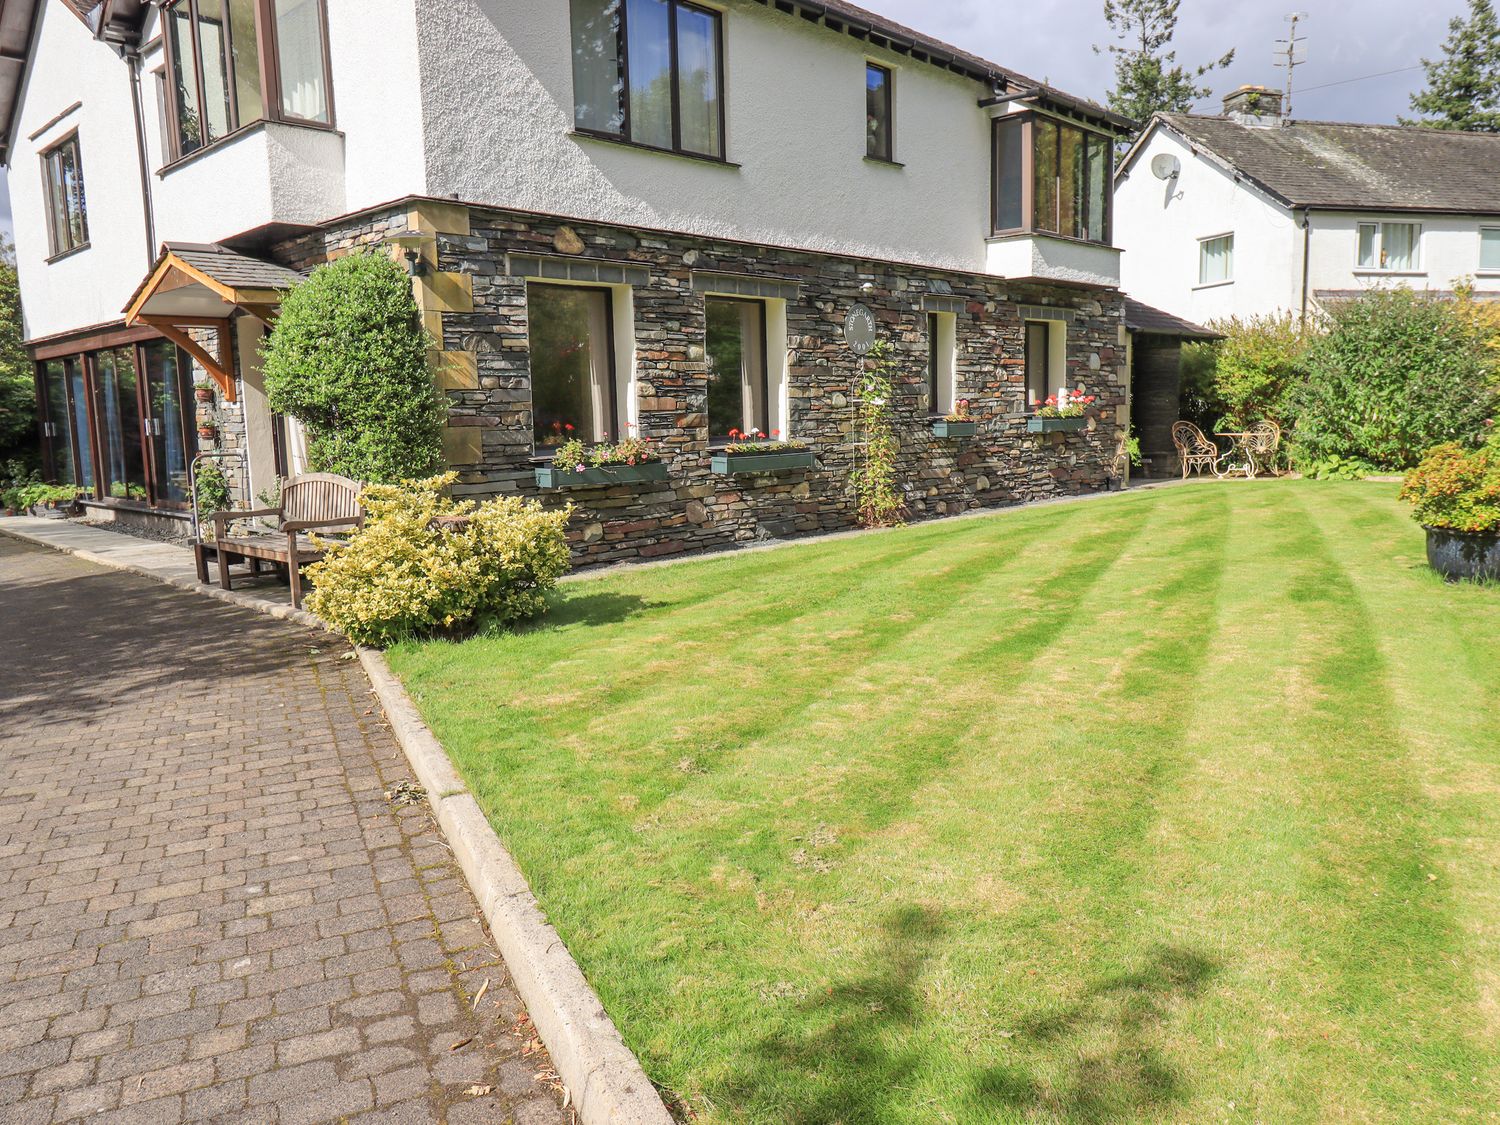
[1096,0,1234,140]
[1402,0,1500,132]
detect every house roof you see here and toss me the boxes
[59,0,102,23]
[1124,298,1220,340]
[1149,114,1500,214]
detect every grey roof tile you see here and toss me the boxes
[1124,298,1220,339]
[165,242,306,290]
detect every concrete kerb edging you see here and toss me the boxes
[0,523,673,1125]
[357,649,676,1125]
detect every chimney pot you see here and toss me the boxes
[1222,85,1283,124]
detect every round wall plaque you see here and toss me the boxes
[844,303,878,355]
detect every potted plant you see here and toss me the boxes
[1028,389,1095,433]
[1400,437,1500,582]
[193,380,215,404]
[710,429,814,475]
[932,400,977,438]
[197,420,219,443]
[21,482,81,518]
[535,432,670,489]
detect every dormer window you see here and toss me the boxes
[163,0,332,163]
[992,113,1111,244]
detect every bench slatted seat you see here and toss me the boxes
[206,472,363,608]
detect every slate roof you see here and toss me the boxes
[1156,114,1500,214]
[166,243,306,290]
[1124,298,1220,340]
[59,0,101,24]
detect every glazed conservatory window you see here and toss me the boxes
[570,0,725,159]
[529,284,619,450]
[163,0,331,161]
[1357,222,1421,271]
[867,63,893,161]
[1198,234,1234,285]
[41,133,88,256]
[993,114,1111,243]
[706,298,769,441]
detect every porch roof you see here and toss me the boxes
[123,242,304,324]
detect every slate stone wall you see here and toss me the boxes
[275,204,1127,566]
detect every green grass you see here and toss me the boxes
[387,481,1500,1123]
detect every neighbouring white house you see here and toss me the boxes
[5,0,1166,563]
[1115,85,1500,326]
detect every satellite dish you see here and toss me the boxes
[1151,153,1182,181]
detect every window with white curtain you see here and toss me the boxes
[1480,227,1500,272]
[528,284,619,450]
[1357,222,1421,271]
[1198,234,1233,285]
[272,0,331,124]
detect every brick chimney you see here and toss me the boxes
[1222,85,1283,125]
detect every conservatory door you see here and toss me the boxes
[139,340,197,508]
[91,346,149,503]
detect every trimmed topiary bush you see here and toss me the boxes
[303,474,572,646]
[262,251,445,483]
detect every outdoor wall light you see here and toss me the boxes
[384,232,436,278]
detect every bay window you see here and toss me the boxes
[570,0,725,160]
[163,0,332,162]
[993,114,1111,243]
[1357,222,1421,272]
[706,298,769,441]
[529,284,620,450]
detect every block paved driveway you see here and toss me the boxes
[0,536,568,1125]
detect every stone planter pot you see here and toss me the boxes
[534,461,668,489]
[1027,416,1086,433]
[932,419,978,438]
[1424,525,1500,582]
[197,427,219,443]
[194,387,214,404]
[711,449,815,475]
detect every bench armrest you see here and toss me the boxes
[210,508,282,540]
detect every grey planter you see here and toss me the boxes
[1424,526,1500,582]
[932,419,978,438]
[534,462,669,489]
[1027,416,1086,433]
[710,449,815,475]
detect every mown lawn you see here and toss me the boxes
[387,481,1500,1123]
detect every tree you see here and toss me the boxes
[0,238,35,460]
[1402,0,1500,132]
[262,251,445,483]
[1096,0,1234,138]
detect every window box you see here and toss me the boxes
[534,462,668,489]
[932,419,978,438]
[1027,416,1086,433]
[710,449,815,475]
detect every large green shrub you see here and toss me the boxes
[1208,313,1311,433]
[304,474,572,646]
[262,252,445,483]
[1294,290,1498,470]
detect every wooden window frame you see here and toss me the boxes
[573,0,728,163]
[866,62,895,163]
[1023,321,1052,409]
[160,0,335,166]
[991,111,1113,246]
[40,130,89,260]
[527,282,622,455]
[705,295,771,443]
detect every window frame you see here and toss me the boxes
[1196,232,1234,287]
[1479,226,1500,274]
[571,0,728,163]
[1355,220,1423,273]
[704,295,771,444]
[1023,320,1053,409]
[926,311,957,416]
[991,110,1113,245]
[865,61,895,163]
[526,281,622,455]
[40,130,89,260]
[160,0,336,167]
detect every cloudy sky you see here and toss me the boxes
[0,1,1473,245]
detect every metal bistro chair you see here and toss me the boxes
[1172,421,1224,480]
[1246,420,1282,477]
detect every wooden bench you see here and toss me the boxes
[206,472,363,608]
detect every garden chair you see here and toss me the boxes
[1171,421,1223,479]
[1246,420,1282,476]
[204,472,363,609]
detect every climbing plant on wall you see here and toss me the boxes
[853,340,905,528]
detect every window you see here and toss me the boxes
[1024,321,1053,408]
[41,134,88,257]
[1198,234,1234,285]
[1357,222,1421,271]
[570,0,724,160]
[993,114,1111,243]
[706,298,769,441]
[1480,227,1500,272]
[528,284,619,450]
[866,63,893,161]
[163,0,331,161]
[927,312,956,415]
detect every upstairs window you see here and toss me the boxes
[1483,227,1500,272]
[570,0,725,160]
[1357,222,1421,272]
[1198,234,1234,285]
[866,63,893,161]
[41,133,88,257]
[993,114,1111,244]
[163,0,332,162]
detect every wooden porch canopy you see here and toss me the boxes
[123,243,305,403]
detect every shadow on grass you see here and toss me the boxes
[539,589,663,629]
[719,904,946,1124]
[975,945,1218,1122]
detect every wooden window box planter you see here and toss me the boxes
[1027,416,1086,433]
[534,462,669,489]
[932,419,978,438]
[710,449,816,475]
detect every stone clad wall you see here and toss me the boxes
[275,202,1127,566]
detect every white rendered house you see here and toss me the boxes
[1115,85,1500,326]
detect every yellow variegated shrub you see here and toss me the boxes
[304,474,572,646]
